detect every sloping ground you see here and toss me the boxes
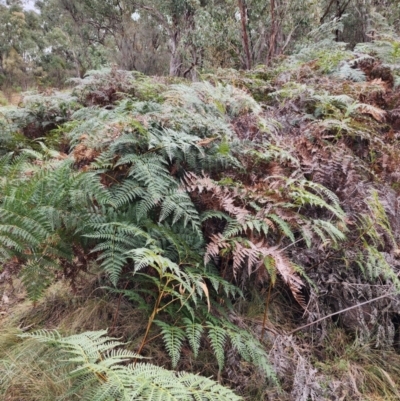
[1,36,400,400]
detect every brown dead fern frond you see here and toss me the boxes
[356,103,387,122]
[205,233,306,308]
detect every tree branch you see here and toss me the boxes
[140,5,173,37]
[320,0,336,23]
[289,292,396,335]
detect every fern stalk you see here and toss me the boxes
[136,277,172,358]
[260,280,273,342]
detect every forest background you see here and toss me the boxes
[0,0,399,92]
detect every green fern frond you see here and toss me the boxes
[288,179,345,220]
[222,219,244,238]
[203,266,242,297]
[225,324,277,381]
[159,190,201,231]
[269,214,296,242]
[200,210,231,223]
[128,247,177,273]
[108,179,147,208]
[154,321,186,368]
[207,323,227,372]
[359,243,400,291]
[182,318,204,359]
[151,222,204,263]
[87,222,153,285]
[20,259,57,301]
[335,62,366,82]
[20,330,242,401]
[312,219,346,244]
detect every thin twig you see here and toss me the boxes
[260,280,273,341]
[110,281,129,334]
[289,292,396,335]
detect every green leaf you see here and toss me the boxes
[154,321,186,369]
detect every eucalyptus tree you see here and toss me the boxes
[37,0,123,75]
[39,0,169,75]
[137,0,209,76]
[318,0,400,45]
[0,1,45,90]
[2,0,400,89]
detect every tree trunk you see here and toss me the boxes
[364,0,372,42]
[335,0,340,41]
[335,0,352,41]
[238,0,252,70]
[266,0,277,65]
[169,30,182,76]
[139,6,182,77]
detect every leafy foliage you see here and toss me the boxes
[20,330,242,401]
[3,34,400,400]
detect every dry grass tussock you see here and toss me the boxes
[0,273,156,401]
[0,272,147,338]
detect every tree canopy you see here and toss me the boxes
[1,0,400,92]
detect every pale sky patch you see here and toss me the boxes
[23,0,39,12]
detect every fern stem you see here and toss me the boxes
[101,173,120,184]
[159,297,179,311]
[110,280,129,334]
[136,279,171,358]
[136,306,158,359]
[260,280,273,341]
[143,324,186,346]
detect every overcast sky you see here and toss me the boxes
[23,0,38,11]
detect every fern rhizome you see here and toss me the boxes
[2,38,400,400]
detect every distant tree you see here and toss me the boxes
[0,1,44,91]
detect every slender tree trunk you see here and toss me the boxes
[335,0,340,41]
[238,0,252,70]
[116,14,137,71]
[183,11,200,81]
[69,48,82,78]
[168,13,182,77]
[140,6,182,77]
[266,0,277,65]
[169,30,182,76]
[320,0,336,23]
[335,0,352,41]
[364,1,372,42]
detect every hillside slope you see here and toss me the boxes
[1,34,400,401]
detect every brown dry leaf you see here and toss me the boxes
[196,137,217,147]
[258,244,306,309]
[369,78,386,87]
[2,294,9,304]
[56,152,68,160]
[305,59,319,70]
[357,103,386,122]
[199,282,211,312]
[73,144,100,163]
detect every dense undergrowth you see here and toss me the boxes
[2,29,400,400]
